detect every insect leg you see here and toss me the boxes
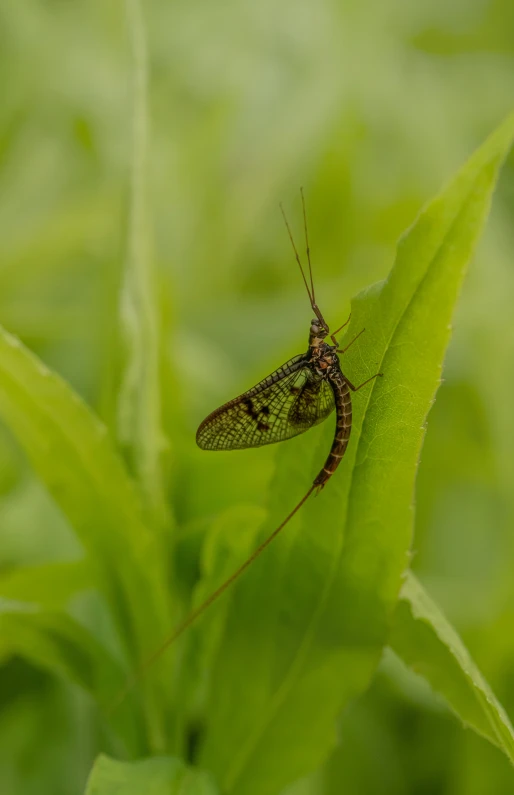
[336,327,365,354]
[345,372,383,391]
[330,312,351,346]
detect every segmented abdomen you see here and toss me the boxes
[313,375,352,488]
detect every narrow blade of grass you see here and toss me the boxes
[118,0,170,529]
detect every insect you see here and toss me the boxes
[112,192,381,705]
[197,192,381,488]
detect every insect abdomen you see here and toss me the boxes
[313,377,352,488]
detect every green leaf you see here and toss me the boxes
[85,754,218,795]
[0,601,141,753]
[199,113,514,793]
[390,570,514,764]
[175,505,265,738]
[117,0,170,529]
[0,560,91,608]
[0,326,172,717]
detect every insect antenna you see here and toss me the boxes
[280,192,330,334]
[279,201,314,306]
[300,186,315,303]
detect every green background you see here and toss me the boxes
[1,1,514,793]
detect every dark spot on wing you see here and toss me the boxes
[290,386,300,395]
[242,397,259,420]
[261,405,270,415]
[257,421,270,431]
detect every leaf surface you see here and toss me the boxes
[0,560,90,608]
[0,600,141,753]
[85,754,217,795]
[199,114,514,793]
[390,570,514,764]
[0,326,175,751]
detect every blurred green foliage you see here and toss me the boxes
[1,1,514,794]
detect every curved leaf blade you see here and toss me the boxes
[85,754,218,795]
[200,113,514,793]
[0,327,171,672]
[390,570,514,764]
[0,560,91,608]
[0,601,141,753]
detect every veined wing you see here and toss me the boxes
[196,354,335,451]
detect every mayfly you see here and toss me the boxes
[113,192,381,703]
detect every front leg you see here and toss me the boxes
[330,312,352,347]
[345,372,383,391]
[336,327,365,354]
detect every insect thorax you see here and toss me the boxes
[309,341,340,378]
